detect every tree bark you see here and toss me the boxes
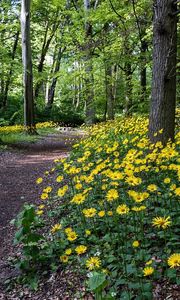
[21,0,35,133]
[149,0,177,144]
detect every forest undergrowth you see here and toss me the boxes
[13,113,180,299]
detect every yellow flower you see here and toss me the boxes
[147,184,157,192]
[143,267,154,276]
[43,186,52,193]
[108,171,123,180]
[82,208,97,218]
[64,227,73,234]
[174,187,180,196]
[167,253,180,268]
[132,241,139,248]
[71,193,86,205]
[86,257,101,270]
[75,245,87,255]
[107,210,113,216]
[75,183,83,190]
[116,204,129,215]
[41,193,49,200]
[38,204,45,209]
[170,184,176,191]
[98,211,105,217]
[36,177,43,184]
[85,229,91,236]
[131,205,146,212]
[125,176,142,186]
[102,268,109,275]
[164,178,171,184]
[60,255,68,263]
[57,185,68,197]
[56,175,64,182]
[65,248,72,255]
[106,189,119,202]
[36,210,44,216]
[51,223,62,233]
[146,260,153,265]
[67,231,78,241]
[101,184,107,190]
[111,181,119,186]
[152,216,171,229]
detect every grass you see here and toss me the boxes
[0,122,58,145]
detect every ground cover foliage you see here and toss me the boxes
[0,121,57,145]
[14,114,180,299]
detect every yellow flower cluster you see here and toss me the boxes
[34,114,180,295]
[0,121,56,134]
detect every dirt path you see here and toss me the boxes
[0,132,82,256]
[0,150,67,255]
[0,132,85,292]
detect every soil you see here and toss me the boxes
[0,130,90,300]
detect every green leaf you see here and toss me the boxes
[141,291,153,299]
[165,269,177,279]
[87,272,107,292]
[120,290,134,299]
[128,282,141,289]
[126,264,136,274]
[29,276,39,290]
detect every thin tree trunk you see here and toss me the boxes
[3,30,20,107]
[21,0,35,133]
[34,19,59,100]
[124,61,133,115]
[112,64,118,105]
[0,78,4,108]
[47,47,64,108]
[140,39,148,102]
[84,0,95,125]
[149,0,177,145]
[105,61,114,120]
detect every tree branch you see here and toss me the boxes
[132,0,143,43]
[108,0,127,32]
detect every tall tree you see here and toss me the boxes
[21,0,35,133]
[84,0,95,124]
[149,0,178,144]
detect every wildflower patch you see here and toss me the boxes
[14,115,180,298]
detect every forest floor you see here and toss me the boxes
[0,129,90,300]
[0,130,179,300]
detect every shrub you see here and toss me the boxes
[14,114,180,299]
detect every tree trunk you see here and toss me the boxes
[149,0,177,145]
[47,47,63,108]
[124,61,133,115]
[3,30,20,107]
[21,0,35,133]
[140,39,148,102]
[84,0,95,125]
[34,19,59,100]
[105,61,114,120]
[0,78,4,108]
